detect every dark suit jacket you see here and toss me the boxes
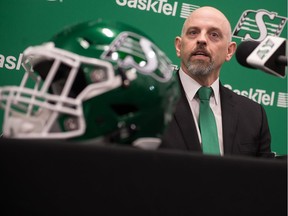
[160,74,272,158]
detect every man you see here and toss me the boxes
[160,6,272,157]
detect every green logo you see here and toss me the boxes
[233,9,287,41]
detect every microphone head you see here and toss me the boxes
[235,40,260,69]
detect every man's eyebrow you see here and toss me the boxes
[185,26,200,33]
[208,27,222,33]
[187,26,199,30]
[186,26,223,32]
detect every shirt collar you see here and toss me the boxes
[179,68,220,105]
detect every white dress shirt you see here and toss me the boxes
[179,68,224,155]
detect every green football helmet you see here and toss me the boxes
[0,20,179,149]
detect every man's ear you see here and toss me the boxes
[175,36,182,58]
[226,41,237,61]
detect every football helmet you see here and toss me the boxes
[0,20,179,148]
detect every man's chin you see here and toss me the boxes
[188,61,210,70]
[187,63,213,76]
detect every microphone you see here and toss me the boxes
[235,36,287,78]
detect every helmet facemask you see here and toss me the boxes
[0,42,120,139]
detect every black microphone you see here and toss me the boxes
[235,36,287,78]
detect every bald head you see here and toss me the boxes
[175,6,237,84]
[181,6,232,42]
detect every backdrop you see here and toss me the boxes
[0,0,287,155]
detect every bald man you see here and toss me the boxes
[160,6,272,158]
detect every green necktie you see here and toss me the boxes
[197,87,220,155]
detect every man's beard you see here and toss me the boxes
[186,59,215,77]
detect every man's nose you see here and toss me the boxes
[197,40,207,45]
[197,33,207,46]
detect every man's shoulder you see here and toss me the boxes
[220,84,262,108]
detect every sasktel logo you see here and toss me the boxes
[225,84,288,108]
[0,53,23,71]
[233,9,287,41]
[115,0,200,18]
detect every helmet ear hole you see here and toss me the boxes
[111,104,139,116]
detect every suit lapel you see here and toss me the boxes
[220,84,238,155]
[174,95,201,151]
[174,72,201,151]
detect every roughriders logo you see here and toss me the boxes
[101,31,173,82]
[233,9,287,41]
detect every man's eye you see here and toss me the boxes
[188,30,197,35]
[211,32,219,37]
